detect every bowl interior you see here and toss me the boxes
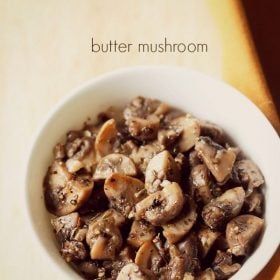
[25,66,280,280]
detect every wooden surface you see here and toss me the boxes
[0,0,279,279]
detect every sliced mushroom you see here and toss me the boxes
[198,228,221,257]
[158,128,180,147]
[189,164,213,204]
[183,272,195,280]
[44,161,93,216]
[189,150,202,167]
[212,250,241,279]
[117,263,148,280]
[51,212,81,242]
[244,190,263,215]
[199,120,225,144]
[135,241,162,276]
[93,154,137,180]
[202,187,245,229]
[128,115,160,141]
[162,196,197,244]
[226,214,264,256]
[170,116,201,152]
[128,220,156,248]
[232,159,264,195]
[196,268,216,280]
[53,143,66,159]
[104,173,146,217]
[60,240,87,262]
[164,245,187,280]
[86,216,123,260]
[123,96,168,120]
[95,119,119,158]
[77,261,99,278]
[178,233,200,273]
[135,181,184,226]
[130,141,164,174]
[195,137,236,183]
[102,208,126,226]
[145,150,180,194]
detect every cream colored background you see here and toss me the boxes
[0,0,279,279]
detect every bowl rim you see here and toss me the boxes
[23,65,280,280]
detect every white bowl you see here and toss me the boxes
[25,66,280,280]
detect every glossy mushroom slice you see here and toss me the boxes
[177,233,200,274]
[195,136,236,183]
[130,141,164,174]
[244,190,263,215]
[135,241,163,277]
[61,240,87,262]
[51,212,81,242]
[104,173,146,218]
[135,181,184,226]
[212,250,241,279]
[127,220,156,248]
[226,214,264,256]
[95,118,119,158]
[232,159,264,195]
[117,263,148,280]
[44,161,94,216]
[196,268,216,280]
[198,228,221,257]
[170,116,201,152]
[86,216,123,260]
[93,153,137,180]
[65,137,97,173]
[199,120,225,144]
[162,196,197,244]
[164,245,188,280]
[202,187,245,229]
[189,164,213,204]
[145,150,180,194]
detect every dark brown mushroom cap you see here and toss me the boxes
[202,187,245,229]
[226,214,264,256]
[44,161,93,216]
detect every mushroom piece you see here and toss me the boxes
[189,164,213,204]
[135,241,163,276]
[188,150,202,167]
[162,196,197,244]
[95,118,119,158]
[164,245,187,280]
[226,214,264,256]
[145,150,180,194]
[183,273,195,280]
[93,154,137,180]
[170,116,201,152]
[65,137,97,173]
[104,173,146,217]
[195,137,236,183]
[44,161,94,216]
[198,228,221,257]
[117,263,148,280]
[128,115,161,141]
[212,250,241,279]
[127,220,156,248]
[232,159,264,195]
[196,268,216,280]
[77,261,99,278]
[61,240,87,262]
[130,141,164,174]
[199,120,225,144]
[51,212,81,242]
[244,190,263,215]
[135,181,184,226]
[178,233,200,273]
[202,187,245,229]
[86,216,123,260]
